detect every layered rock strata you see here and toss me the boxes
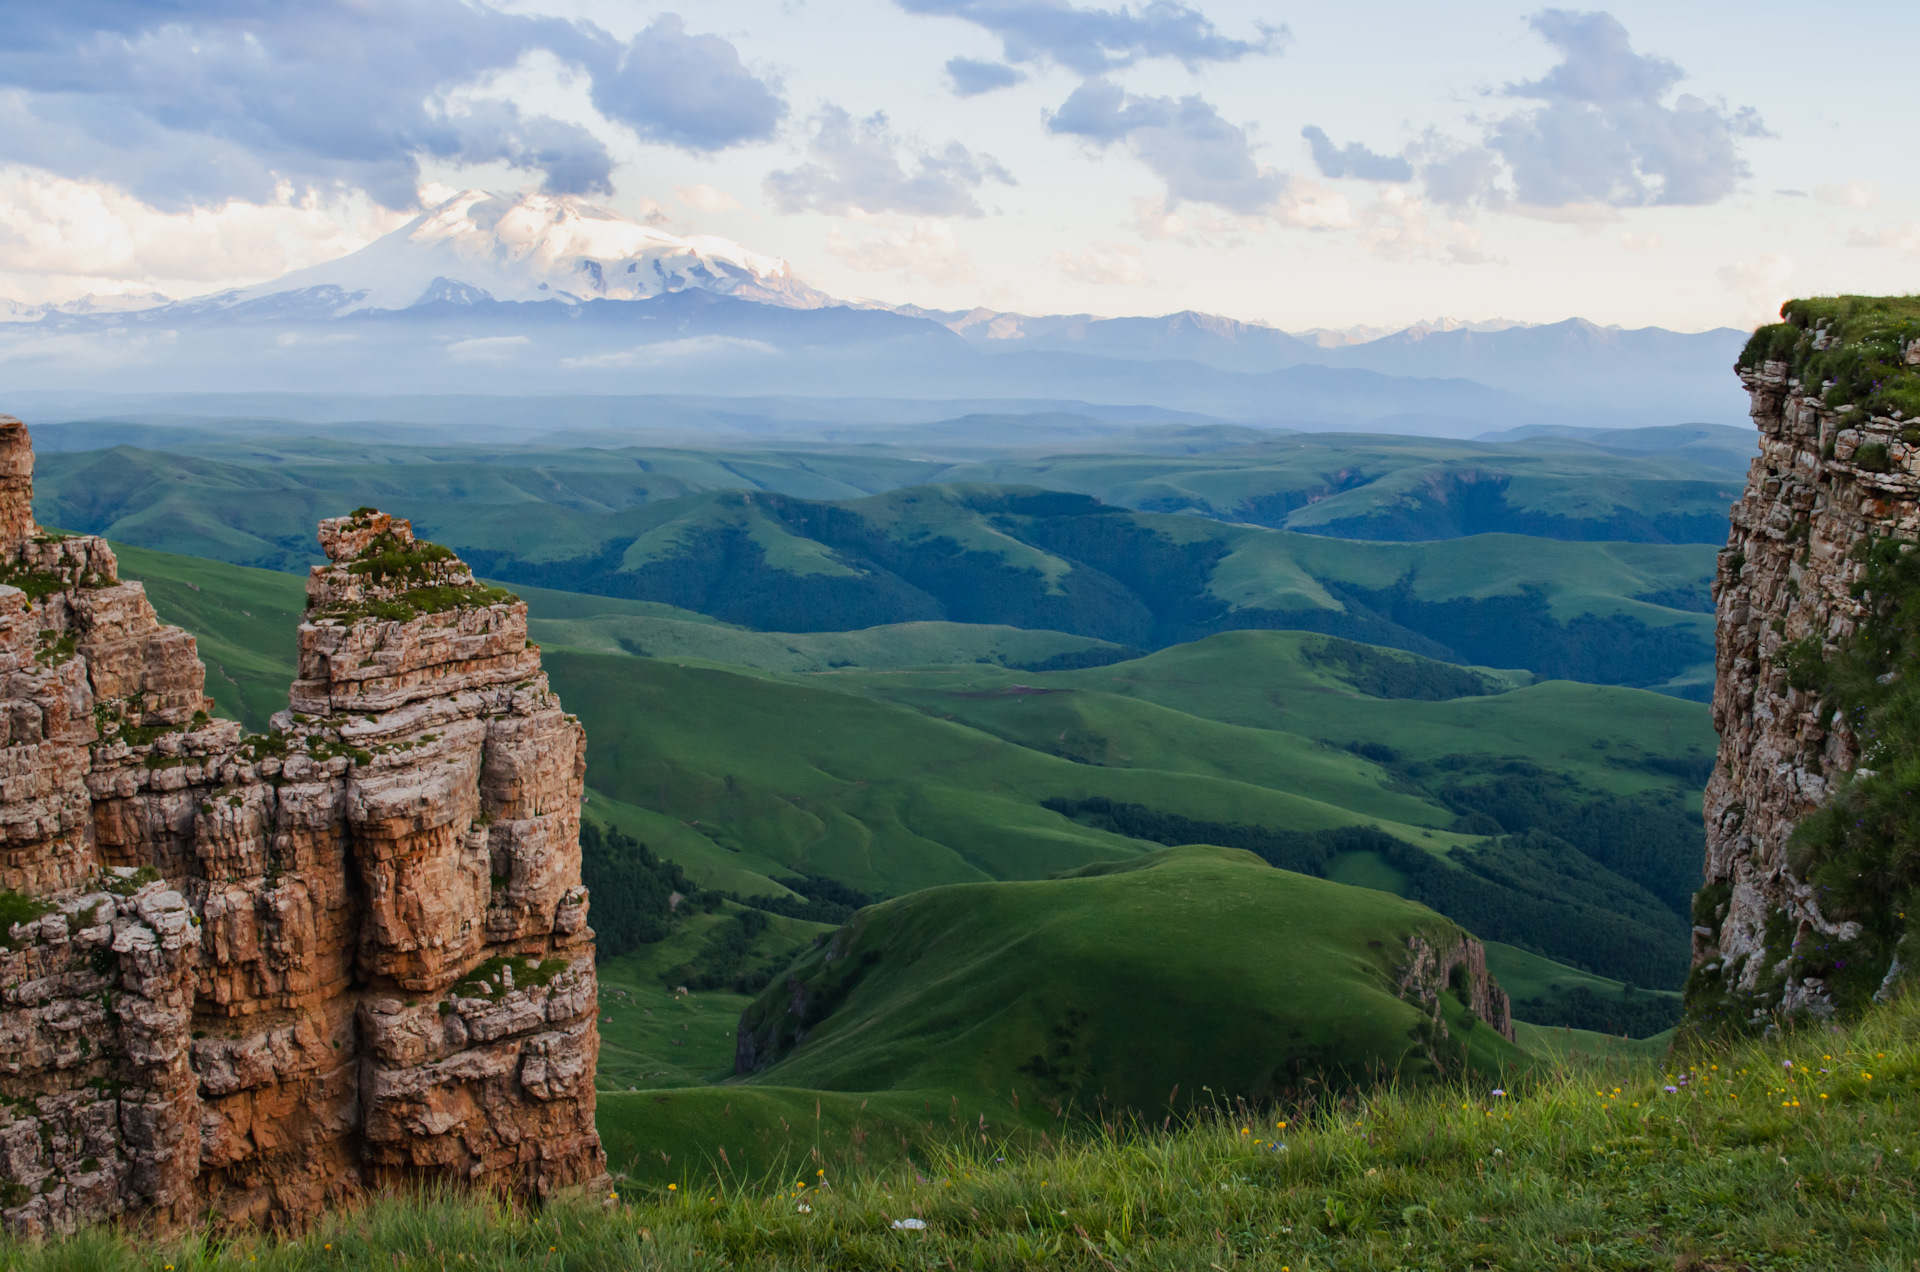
[0,416,602,1235]
[1699,360,1920,1022]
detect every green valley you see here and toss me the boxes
[109,540,1713,1009]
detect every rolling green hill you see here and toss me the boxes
[107,541,1713,997]
[451,486,1716,691]
[32,417,1749,545]
[735,846,1527,1111]
[39,438,1724,691]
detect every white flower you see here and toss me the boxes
[892,1218,927,1231]
[796,1203,811,1213]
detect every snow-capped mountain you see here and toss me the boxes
[0,292,173,323]
[211,190,831,314]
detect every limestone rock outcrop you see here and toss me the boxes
[1699,361,1919,1023]
[0,416,602,1235]
[1394,930,1515,1046]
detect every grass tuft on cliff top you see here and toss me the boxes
[1740,293,1920,423]
[19,990,1920,1269]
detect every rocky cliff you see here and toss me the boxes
[0,416,602,1235]
[1697,301,1920,1028]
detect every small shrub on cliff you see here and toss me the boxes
[1740,293,1920,420]
[1789,537,1920,1004]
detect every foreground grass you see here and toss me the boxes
[18,996,1920,1269]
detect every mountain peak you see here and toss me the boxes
[225,189,833,314]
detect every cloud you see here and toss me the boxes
[1301,126,1412,182]
[1053,241,1149,284]
[1351,189,1488,264]
[0,4,784,210]
[897,0,1283,74]
[1847,223,1920,258]
[447,335,529,363]
[0,165,406,304]
[825,216,978,285]
[586,15,786,152]
[1718,253,1796,327]
[675,184,741,213]
[1047,79,1286,216]
[765,107,1013,217]
[562,335,780,368]
[1485,10,1768,209]
[1619,230,1662,251]
[946,58,1027,97]
[1815,180,1879,209]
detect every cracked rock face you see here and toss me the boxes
[0,419,602,1235]
[1696,365,1917,1027]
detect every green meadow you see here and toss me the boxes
[18,993,1920,1269]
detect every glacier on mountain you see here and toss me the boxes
[213,190,832,315]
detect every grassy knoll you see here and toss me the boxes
[24,994,1920,1267]
[736,847,1527,1107]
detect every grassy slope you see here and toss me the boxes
[29,997,1920,1268]
[532,614,1125,673]
[543,651,1473,898]
[594,907,833,1092]
[737,847,1526,1107]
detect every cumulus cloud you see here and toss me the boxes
[0,4,784,210]
[946,57,1027,96]
[1047,79,1285,216]
[675,184,741,212]
[1351,189,1487,264]
[1815,180,1879,209]
[586,15,786,152]
[1486,9,1768,209]
[825,216,979,285]
[1718,253,1796,327]
[1054,241,1150,284]
[0,166,406,303]
[1848,223,1920,258]
[765,108,1013,218]
[1300,126,1412,183]
[897,0,1283,74]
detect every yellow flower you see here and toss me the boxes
[668,1184,677,1191]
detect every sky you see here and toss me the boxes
[0,0,1914,332]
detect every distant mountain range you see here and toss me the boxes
[0,190,1750,435]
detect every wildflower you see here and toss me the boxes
[549,1247,556,1253]
[892,1218,927,1231]
[1240,1127,1250,1135]
[1783,1060,1793,1069]
[668,1184,677,1191]
[1664,1086,1678,1094]
[1491,1089,1505,1098]
[797,1203,811,1213]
